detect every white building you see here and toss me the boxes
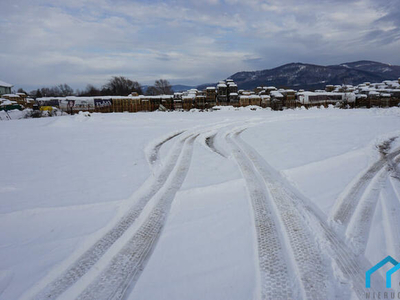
[0,80,13,96]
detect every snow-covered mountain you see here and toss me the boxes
[219,61,400,90]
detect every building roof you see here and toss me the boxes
[0,80,13,88]
[2,94,20,97]
[270,91,283,98]
[0,100,17,106]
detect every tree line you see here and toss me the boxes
[27,77,173,98]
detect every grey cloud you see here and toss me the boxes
[1,0,400,91]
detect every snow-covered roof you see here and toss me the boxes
[206,87,216,90]
[297,91,315,95]
[380,93,391,97]
[270,91,283,98]
[37,95,179,101]
[2,94,20,98]
[0,80,13,88]
[0,100,17,106]
[217,84,227,88]
[229,93,238,96]
[240,95,260,99]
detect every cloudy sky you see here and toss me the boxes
[1,0,400,91]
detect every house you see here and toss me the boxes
[0,80,13,96]
[216,82,228,104]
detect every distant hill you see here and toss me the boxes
[196,82,217,91]
[171,85,196,92]
[141,84,195,94]
[339,61,400,79]
[198,61,400,91]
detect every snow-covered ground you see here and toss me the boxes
[1,107,400,299]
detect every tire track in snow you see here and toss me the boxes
[31,133,190,300]
[205,133,227,158]
[229,132,329,300]
[347,154,400,256]
[336,142,400,255]
[76,134,198,300]
[148,131,184,166]
[234,131,389,299]
[226,132,294,300]
[345,166,390,255]
[330,140,400,227]
[381,161,400,260]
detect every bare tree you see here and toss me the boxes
[145,86,158,96]
[154,79,173,95]
[34,89,43,98]
[36,84,74,97]
[80,84,101,96]
[102,76,142,96]
[58,84,74,97]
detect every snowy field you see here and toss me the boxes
[1,107,400,300]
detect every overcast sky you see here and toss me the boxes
[1,0,400,91]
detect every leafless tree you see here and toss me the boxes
[17,88,27,94]
[102,76,142,96]
[80,84,101,96]
[145,86,158,96]
[58,84,74,97]
[35,84,74,97]
[154,79,173,95]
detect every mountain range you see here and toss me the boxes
[197,60,400,91]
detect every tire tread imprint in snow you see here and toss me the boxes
[235,132,391,299]
[148,131,184,165]
[227,133,294,300]
[32,133,187,300]
[76,135,198,300]
[205,133,227,158]
[332,145,400,226]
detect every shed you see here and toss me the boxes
[0,80,13,96]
